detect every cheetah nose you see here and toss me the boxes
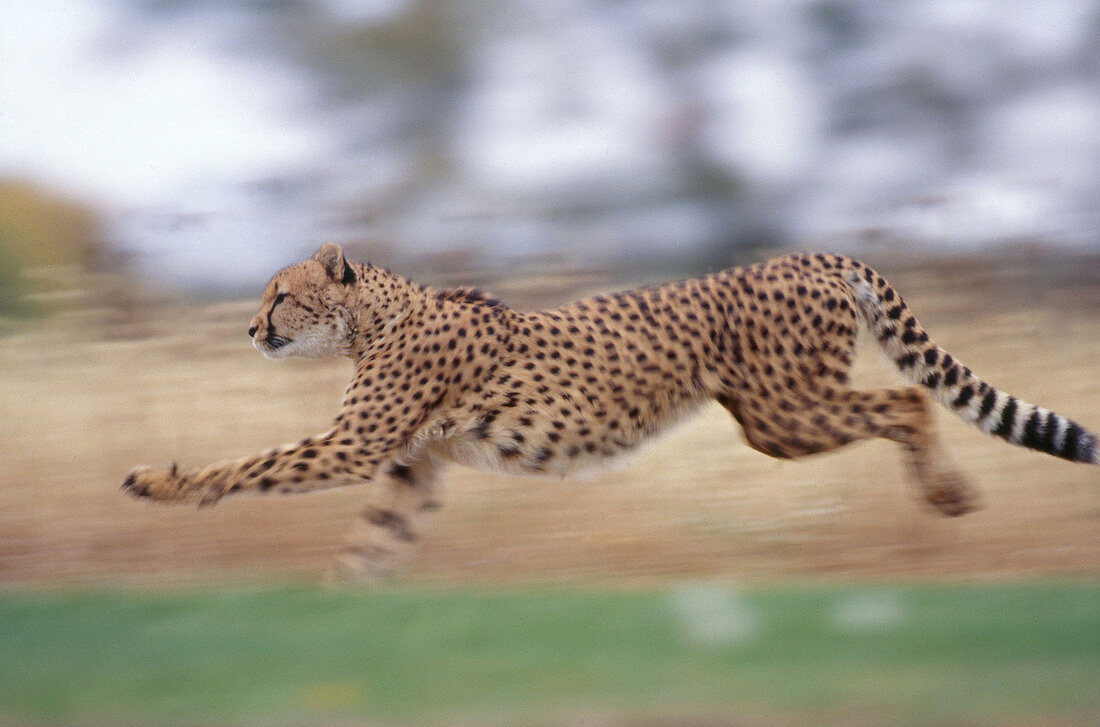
[248,325,258,338]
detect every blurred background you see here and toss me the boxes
[3,0,1100,296]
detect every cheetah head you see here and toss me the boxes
[248,244,357,360]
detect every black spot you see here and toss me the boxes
[923,349,938,366]
[952,385,975,409]
[473,411,497,439]
[387,463,415,483]
[365,508,414,542]
[886,305,903,320]
[943,366,959,387]
[435,286,501,307]
[896,353,918,369]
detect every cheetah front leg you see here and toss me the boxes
[122,429,375,506]
[326,456,443,583]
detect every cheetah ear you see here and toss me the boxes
[312,243,355,285]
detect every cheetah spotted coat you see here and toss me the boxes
[124,244,1098,579]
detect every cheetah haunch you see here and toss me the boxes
[123,244,1098,579]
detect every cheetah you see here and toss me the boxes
[123,244,1098,578]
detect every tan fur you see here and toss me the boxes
[123,245,1097,579]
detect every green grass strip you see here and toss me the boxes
[1,583,1097,725]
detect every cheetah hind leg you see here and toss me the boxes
[325,457,443,585]
[860,386,981,516]
[718,385,980,516]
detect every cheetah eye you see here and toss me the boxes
[274,293,287,305]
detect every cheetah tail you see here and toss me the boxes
[843,264,1098,465]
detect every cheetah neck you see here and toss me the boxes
[344,264,430,361]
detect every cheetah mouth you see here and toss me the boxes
[266,334,292,349]
[257,334,293,355]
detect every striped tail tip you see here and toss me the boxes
[1009,405,1098,464]
[1070,426,1098,464]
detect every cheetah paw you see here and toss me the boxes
[122,463,221,506]
[923,471,982,517]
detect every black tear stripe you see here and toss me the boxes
[264,294,285,341]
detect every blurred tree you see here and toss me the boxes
[0,180,101,269]
[0,180,103,318]
[0,243,31,319]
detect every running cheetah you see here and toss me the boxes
[123,244,1098,578]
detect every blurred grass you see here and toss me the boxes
[1,583,1098,726]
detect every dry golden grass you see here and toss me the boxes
[1,254,1097,586]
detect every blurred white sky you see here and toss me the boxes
[0,0,324,207]
[1,0,1097,287]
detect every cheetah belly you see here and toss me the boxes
[429,431,640,477]
[424,398,706,478]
